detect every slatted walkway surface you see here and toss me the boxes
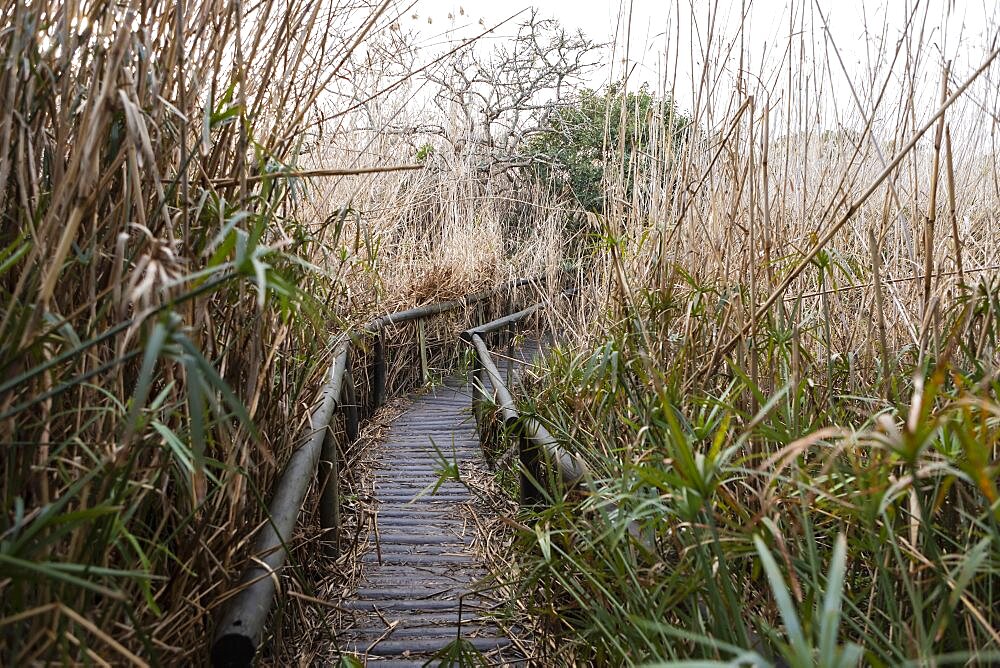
[340,343,541,664]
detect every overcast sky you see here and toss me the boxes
[399,0,998,126]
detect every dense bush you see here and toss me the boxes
[525,83,688,212]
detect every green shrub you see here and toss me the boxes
[525,83,688,212]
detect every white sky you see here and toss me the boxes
[400,0,998,125]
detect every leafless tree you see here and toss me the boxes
[425,12,602,173]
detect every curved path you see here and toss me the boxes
[340,342,541,665]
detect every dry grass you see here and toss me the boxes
[495,2,1000,664]
[0,0,565,663]
[9,0,995,662]
[568,1,1000,375]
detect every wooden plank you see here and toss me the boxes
[338,362,529,662]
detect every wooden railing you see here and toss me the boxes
[462,301,653,559]
[210,277,543,668]
[461,299,588,506]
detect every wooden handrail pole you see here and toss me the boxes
[417,318,429,383]
[373,333,386,408]
[319,428,341,558]
[211,347,347,667]
[342,366,359,442]
[471,356,484,426]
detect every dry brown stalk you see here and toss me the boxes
[944,124,964,289]
[781,264,1000,301]
[923,61,950,323]
[704,44,1000,373]
[869,227,893,401]
[208,164,425,187]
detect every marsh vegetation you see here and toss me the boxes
[1,0,998,664]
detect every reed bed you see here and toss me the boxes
[494,2,1000,665]
[6,0,996,663]
[0,0,562,663]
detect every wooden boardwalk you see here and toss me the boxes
[340,343,540,664]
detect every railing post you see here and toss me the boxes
[373,332,386,408]
[319,427,341,558]
[505,325,515,385]
[343,367,359,442]
[471,356,484,426]
[417,318,429,383]
[516,419,544,507]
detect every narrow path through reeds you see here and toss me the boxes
[337,342,542,664]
